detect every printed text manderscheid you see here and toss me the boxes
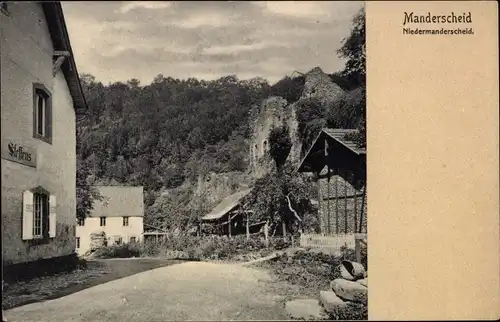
[403,12,472,26]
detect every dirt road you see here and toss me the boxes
[4,261,290,321]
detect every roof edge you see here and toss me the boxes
[42,2,88,113]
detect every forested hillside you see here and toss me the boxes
[76,7,366,231]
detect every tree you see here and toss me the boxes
[337,7,366,87]
[76,156,104,221]
[268,125,292,172]
[246,163,318,235]
[337,7,366,147]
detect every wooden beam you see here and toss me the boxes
[54,50,71,57]
[359,183,367,233]
[354,180,358,233]
[317,172,323,234]
[246,213,250,240]
[52,56,66,76]
[327,167,331,234]
[335,169,339,234]
[264,221,269,248]
[344,173,348,234]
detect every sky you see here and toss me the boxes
[62,1,364,85]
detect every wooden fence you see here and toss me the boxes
[299,233,367,260]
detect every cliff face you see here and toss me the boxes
[248,66,347,178]
[198,67,348,212]
[193,171,252,204]
[301,67,346,105]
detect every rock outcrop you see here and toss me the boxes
[301,67,346,105]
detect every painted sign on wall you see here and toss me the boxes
[1,141,37,168]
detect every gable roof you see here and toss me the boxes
[323,128,366,155]
[201,189,253,221]
[41,2,88,115]
[90,186,144,218]
[297,128,366,174]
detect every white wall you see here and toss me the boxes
[75,217,143,255]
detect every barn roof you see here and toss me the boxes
[89,186,144,218]
[41,2,88,114]
[297,128,366,174]
[201,189,253,221]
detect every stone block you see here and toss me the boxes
[331,278,368,303]
[319,290,347,314]
[339,260,366,281]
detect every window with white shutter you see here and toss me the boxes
[22,190,34,240]
[23,188,54,241]
[49,194,56,238]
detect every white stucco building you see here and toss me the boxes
[76,186,144,255]
[1,1,87,269]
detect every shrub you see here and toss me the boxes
[92,243,141,259]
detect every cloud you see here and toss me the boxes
[168,11,236,29]
[116,1,172,14]
[61,1,364,85]
[261,1,332,18]
[202,42,281,55]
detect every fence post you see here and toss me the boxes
[355,237,361,263]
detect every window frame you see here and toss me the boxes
[100,217,106,227]
[26,186,52,245]
[130,236,136,243]
[76,237,80,249]
[77,217,85,226]
[32,83,52,144]
[32,192,49,239]
[123,216,129,227]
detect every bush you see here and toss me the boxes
[329,301,368,320]
[92,243,141,259]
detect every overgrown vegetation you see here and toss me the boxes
[90,235,292,261]
[255,246,368,321]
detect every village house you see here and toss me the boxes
[1,1,88,278]
[76,186,144,255]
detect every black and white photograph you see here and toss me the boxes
[2,1,367,320]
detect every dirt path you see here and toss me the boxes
[4,261,291,321]
[2,258,183,310]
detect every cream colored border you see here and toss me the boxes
[366,1,499,320]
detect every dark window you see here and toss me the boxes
[123,216,129,227]
[32,84,52,144]
[77,217,85,226]
[33,192,49,238]
[130,237,136,243]
[0,2,8,15]
[100,217,106,226]
[76,237,80,249]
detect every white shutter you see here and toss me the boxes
[22,190,34,240]
[49,194,57,238]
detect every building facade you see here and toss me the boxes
[76,186,144,255]
[1,2,87,266]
